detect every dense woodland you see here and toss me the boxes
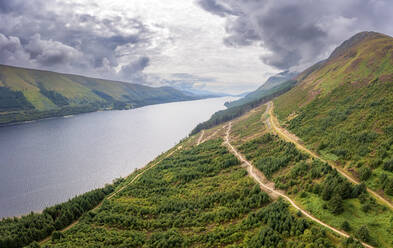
[0,183,118,248]
[27,140,343,248]
[0,87,34,112]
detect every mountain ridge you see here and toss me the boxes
[0,64,205,125]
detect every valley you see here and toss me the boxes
[1,31,393,248]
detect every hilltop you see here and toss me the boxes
[0,64,201,125]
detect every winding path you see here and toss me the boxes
[223,122,373,248]
[266,102,393,211]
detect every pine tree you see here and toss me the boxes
[328,194,344,215]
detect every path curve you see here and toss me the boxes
[266,102,393,211]
[223,122,373,248]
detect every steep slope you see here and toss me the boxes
[274,32,393,202]
[274,31,393,119]
[0,64,200,125]
[3,95,390,247]
[225,71,297,108]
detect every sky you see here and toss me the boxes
[0,0,392,94]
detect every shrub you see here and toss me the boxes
[358,166,372,181]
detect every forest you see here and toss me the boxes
[0,183,118,248]
[0,87,34,112]
[36,140,342,248]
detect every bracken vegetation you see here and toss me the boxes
[238,133,393,247]
[273,32,393,202]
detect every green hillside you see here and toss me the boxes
[0,65,199,125]
[2,31,393,248]
[225,71,297,108]
[274,32,393,202]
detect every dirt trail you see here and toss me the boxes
[197,130,205,145]
[266,102,393,211]
[199,127,222,145]
[224,122,374,248]
[40,146,182,244]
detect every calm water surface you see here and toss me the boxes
[0,97,235,218]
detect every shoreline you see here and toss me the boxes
[0,96,214,128]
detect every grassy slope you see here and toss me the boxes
[238,134,393,247]
[0,64,198,124]
[273,32,393,201]
[41,140,338,248]
[225,78,297,109]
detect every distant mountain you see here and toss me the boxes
[225,71,297,108]
[180,88,230,98]
[0,64,203,125]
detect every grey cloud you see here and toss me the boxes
[120,57,150,75]
[25,34,83,66]
[0,33,30,66]
[171,73,216,82]
[144,73,216,91]
[0,0,154,83]
[198,0,240,17]
[119,57,150,83]
[197,0,393,70]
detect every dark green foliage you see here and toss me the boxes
[92,90,114,102]
[380,173,393,195]
[358,166,372,181]
[245,200,333,248]
[341,221,351,231]
[0,184,116,248]
[51,231,64,241]
[26,241,41,248]
[383,159,393,172]
[328,194,344,215]
[239,134,307,179]
[246,226,282,248]
[343,237,364,248]
[320,171,365,201]
[148,229,185,248]
[38,84,69,107]
[356,225,371,242]
[0,87,34,111]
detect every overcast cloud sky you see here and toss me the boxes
[0,0,392,94]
